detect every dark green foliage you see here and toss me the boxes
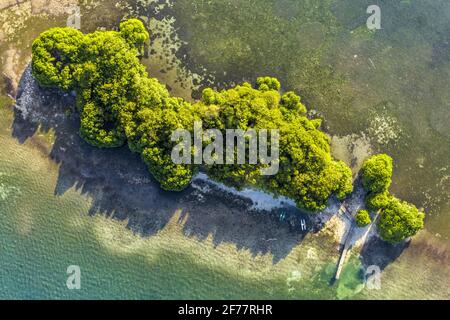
[31,20,354,211]
[355,209,371,227]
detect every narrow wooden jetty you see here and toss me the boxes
[332,202,354,281]
[334,224,355,281]
[334,208,381,281]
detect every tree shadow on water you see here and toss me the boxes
[360,236,411,271]
[11,65,310,263]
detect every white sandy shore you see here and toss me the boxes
[192,173,296,211]
[192,172,379,249]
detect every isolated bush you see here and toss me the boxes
[355,209,371,227]
[378,198,425,243]
[361,154,393,194]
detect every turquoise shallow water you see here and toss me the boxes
[0,126,337,299]
[0,113,332,299]
[0,100,448,300]
[0,0,449,299]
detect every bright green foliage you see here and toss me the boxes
[378,198,425,243]
[195,80,353,211]
[280,91,307,115]
[31,21,354,211]
[32,20,149,148]
[119,19,150,55]
[355,209,371,227]
[79,102,126,148]
[360,154,425,242]
[117,74,196,190]
[366,191,392,212]
[132,96,198,191]
[31,27,84,90]
[75,30,146,147]
[31,21,195,188]
[361,154,393,194]
[118,76,171,153]
[256,76,280,91]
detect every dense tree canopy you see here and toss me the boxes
[32,27,84,90]
[360,154,425,243]
[365,191,392,212]
[31,19,354,212]
[378,198,425,243]
[361,154,393,194]
[119,19,150,56]
[194,81,353,210]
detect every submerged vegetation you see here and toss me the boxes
[30,19,424,242]
[361,154,425,243]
